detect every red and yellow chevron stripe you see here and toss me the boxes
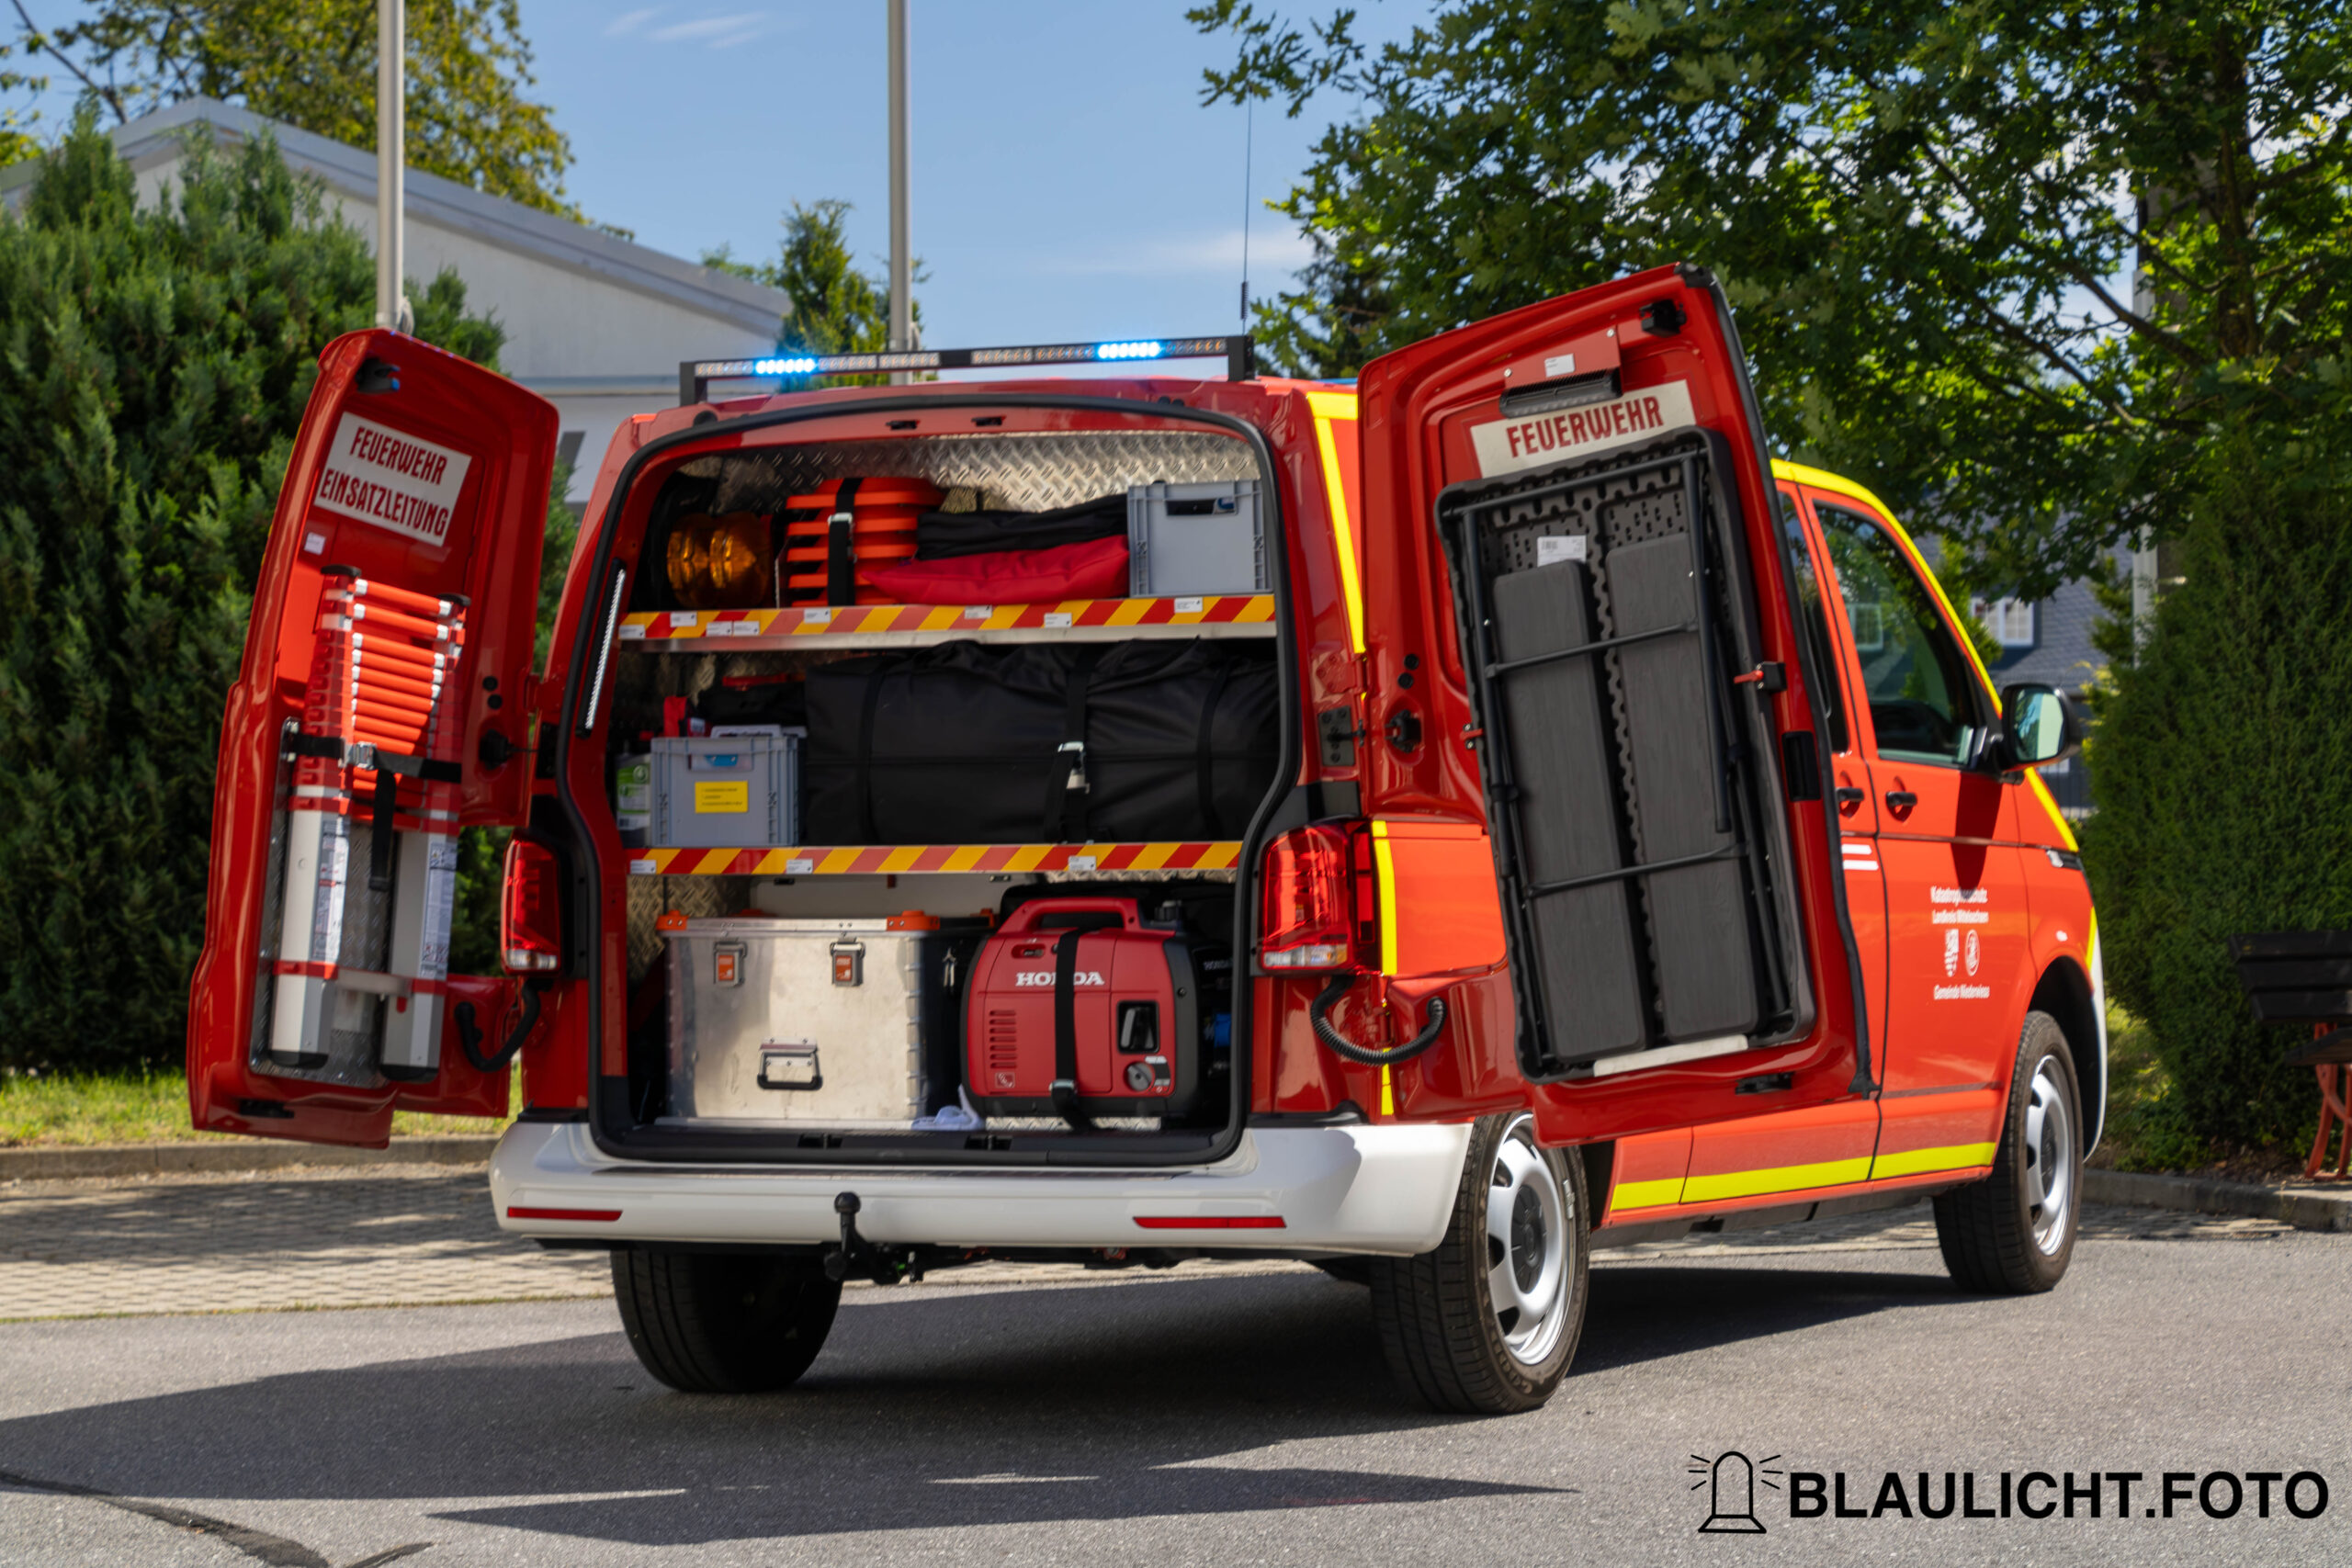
[619,593,1273,645]
[628,841,1243,877]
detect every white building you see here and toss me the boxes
[0,98,788,505]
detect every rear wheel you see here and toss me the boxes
[1933,1010,2082,1293]
[611,1249,842,1393]
[1370,1111,1588,1414]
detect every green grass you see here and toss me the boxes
[2092,1005,2211,1173]
[0,1066,517,1148]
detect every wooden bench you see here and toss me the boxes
[2230,931,2352,1179]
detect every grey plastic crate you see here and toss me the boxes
[650,727,800,848]
[1127,479,1267,598]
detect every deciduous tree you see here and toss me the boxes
[1194,0,2352,597]
[10,0,577,216]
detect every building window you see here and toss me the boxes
[1971,596,2038,649]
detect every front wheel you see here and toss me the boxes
[1370,1111,1589,1414]
[1933,1010,2082,1293]
[611,1249,842,1393]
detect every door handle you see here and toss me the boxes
[1834,786,1865,809]
[1884,790,1917,811]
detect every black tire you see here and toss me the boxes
[610,1249,842,1393]
[1934,1010,2082,1293]
[1369,1111,1588,1414]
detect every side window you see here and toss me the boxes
[1813,502,1984,768]
[1780,489,1848,756]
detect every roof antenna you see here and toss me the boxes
[1239,96,1254,322]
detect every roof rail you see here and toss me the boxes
[680,335,1255,405]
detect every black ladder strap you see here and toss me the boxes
[286,730,458,892]
[826,477,865,606]
[368,768,399,892]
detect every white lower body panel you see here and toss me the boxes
[490,1121,1474,1257]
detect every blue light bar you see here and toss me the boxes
[681,334,1253,402]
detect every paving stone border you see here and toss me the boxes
[2083,1167,2352,1232]
[0,1135,498,1182]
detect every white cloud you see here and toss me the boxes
[605,7,662,37]
[1036,228,1316,279]
[648,12,771,48]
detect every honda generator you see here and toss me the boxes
[963,896,1227,1122]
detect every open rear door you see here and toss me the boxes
[1357,265,1867,1141]
[187,330,558,1145]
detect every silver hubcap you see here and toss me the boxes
[2023,1056,2075,1256]
[1485,1113,1571,1365]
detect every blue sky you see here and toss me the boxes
[10,2,1430,352]
[515,1,1427,353]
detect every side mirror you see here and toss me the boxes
[2001,682,2082,769]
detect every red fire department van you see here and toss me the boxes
[189,265,2100,1415]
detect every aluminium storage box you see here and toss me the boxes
[649,727,800,848]
[1127,479,1267,598]
[663,916,981,1126]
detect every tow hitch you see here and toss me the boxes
[823,1190,969,1286]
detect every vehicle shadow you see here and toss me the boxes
[0,1258,1963,1545]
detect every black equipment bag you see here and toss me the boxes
[802,639,1279,845]
[915,494,1127,560]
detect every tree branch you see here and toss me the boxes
[10,0,127,122]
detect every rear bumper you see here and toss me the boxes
[489,1120,1473,1257]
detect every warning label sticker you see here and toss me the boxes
[1468,380,1695,478]
[695,781,750,815]
[312,413,473,547]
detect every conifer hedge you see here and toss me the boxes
[2083,444,2352,1150]
[0,111,504,1073]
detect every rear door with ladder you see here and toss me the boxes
[1353,265,1872,1161]
[187,330,558,1145]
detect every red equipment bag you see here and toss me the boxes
[964,897,1205,1123]
[858,535,1131,605]
[777,477,943,606]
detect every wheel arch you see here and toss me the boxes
[2030,957,2103,1151]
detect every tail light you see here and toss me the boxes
[501,837,564,973]
[1259,822,1377,971]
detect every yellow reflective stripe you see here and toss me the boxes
[1611,1178,1684,1211]
[1679,1156,1874,1204]
[1371,818,1399,975]
[1770,458,1901,525]
[2027,767,2080,852]
[1311,412,1367,655]
[1870,1142,1998,1180]
[1379,1065,1395,1116]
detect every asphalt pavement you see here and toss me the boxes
[0,1173,2346,1567]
